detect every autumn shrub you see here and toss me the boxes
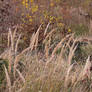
[1,0,92,50]
[15,0,73,46]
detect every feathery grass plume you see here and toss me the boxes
[67,38,78,65]
[72,56,92,91]
[7,25,41,77]
[8,31,10,48]
[44,22,50,36]
[4,64,12,92]
[53,44,66,73]
[64,63,75,88]
[78,56,91,81]
[51,34,71,59]
[1,23,92,91]
[45,43,49,58]
[9,28,16,51]
[15,34,21,55]
[9,28,14,51]
[2,28,21,74]
[53,43,66,72]
[53,34,76,74]
[58,34,74,61]
[34,24,42,49]
[30,33,35,51]
[13,27,17,40]
[45,34,71,67]
[8,48,13,74]
[71,72,77,85]
[30,24,42,51]
[44,35,52,59]
[65,33,75,49]
[13,47,31,77]
[57,34,74,61]
[16,69,25,83]
[43,28,57,44]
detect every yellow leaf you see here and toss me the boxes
[22,1,25,5]
[29,18,32,22]
[68,29,71,32]
[31,5,38,13]
[30,0,34,3]
[50,3,54,7]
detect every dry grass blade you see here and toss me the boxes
[30,24,41,51]
[73,56,92,90]
[34,24,41,49]
[57,43,66,62]
[43,28,57,44]
[64,63,75,88]
[8,31,10,48]
[67,38,78,65]
[4,65,12,92]
[30,33,35,50]
[9,27,17,51]
[13,47,31,77]
[16,69,25,83]
[53,44,66,73]
[78,56,91,81]
[44,22,50,36]
[13,24,41,77]
[13,27,17,40]
[9,28,14,51]
[15,34,21,55]
[45,43,49,58]
[8,49,13,74]
[51,34,71,58]
[65,34,74,48]
[83,56,91,77]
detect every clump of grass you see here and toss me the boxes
[0,25,92,92]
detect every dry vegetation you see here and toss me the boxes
[1,0,92,92]
[0,26,92,92]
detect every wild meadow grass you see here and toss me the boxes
[0,25,92,92]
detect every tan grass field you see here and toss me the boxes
[0,25,92,92]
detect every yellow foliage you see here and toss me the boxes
[22,0,29,8]
[22,1,25,5]
[25,3,29,8]
[31,5,38,13]
[29,18,32,22]
[22,0,34,8]
[49,16,55,22]
[68,28,72,32]
[30,0,34,3]
[58,23,64,27]
[26,14,33,22]
[50,2,54,7]
[21,0,63,28]
[43,11,49,19]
